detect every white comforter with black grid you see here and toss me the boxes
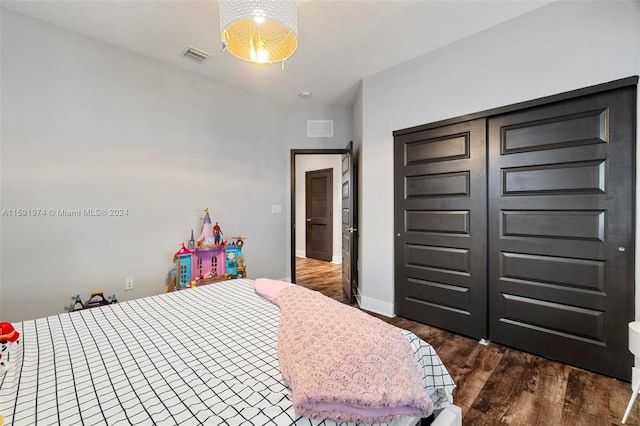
[0,279,455,425]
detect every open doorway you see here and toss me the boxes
[290,144,357,303]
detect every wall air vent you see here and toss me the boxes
[307,120,334,138]
[182,46,211,63]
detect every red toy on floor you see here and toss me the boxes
[0,322,20,372]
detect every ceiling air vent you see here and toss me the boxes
[182,46,211,63]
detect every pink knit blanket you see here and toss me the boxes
[257,280,433,423]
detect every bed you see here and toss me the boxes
[0,279,461,425]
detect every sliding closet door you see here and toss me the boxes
[488,86,636,380]
[395,119,487,339]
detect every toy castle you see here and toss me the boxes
[169,208,246,292]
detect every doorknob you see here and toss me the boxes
[306,218,311,222]
[345,227,358,233]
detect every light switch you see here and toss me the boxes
[271,204,282,214]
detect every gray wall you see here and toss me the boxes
[0,10,291,321]
[358,1,640,316]
[285,105,353,151]
[0,10,356,321]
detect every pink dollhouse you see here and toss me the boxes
[170,209,244,291]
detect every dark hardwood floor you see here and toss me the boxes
[295,257,638,425]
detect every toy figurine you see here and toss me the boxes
[213,221,223,245]
[237,256,246,278]
[235,236,245,248]
[0,322,20,372]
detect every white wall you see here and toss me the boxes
[0,10,290,321]
[359,1,640,316]
[294,155,342,262]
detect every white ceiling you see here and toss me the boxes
[1,0,553,105]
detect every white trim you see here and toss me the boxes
[358,295,395,318]
[295,251,306,258]
[331,256,342,264]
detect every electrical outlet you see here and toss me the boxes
[125,277,134,291]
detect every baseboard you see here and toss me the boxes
[295,251,306,258]
[331,256,342,264]
[359,295,395,318]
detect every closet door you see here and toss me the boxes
[488,86,636,380]
[395,119,487,339]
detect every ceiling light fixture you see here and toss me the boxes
[219,0,298,66]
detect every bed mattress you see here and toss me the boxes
[0,279,456,425]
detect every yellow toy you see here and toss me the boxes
[237,256,247,278]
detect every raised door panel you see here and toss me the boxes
[395,119,487,339]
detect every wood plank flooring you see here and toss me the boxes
[295,257,638,425]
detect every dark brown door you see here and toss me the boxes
[488,86,636,380]
[306,168,333,262]
[394,119,488,339]
[342,141,357,302]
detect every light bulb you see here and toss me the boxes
[256,48,269,63]
[253,8,266,24]
[256,40,269,63]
